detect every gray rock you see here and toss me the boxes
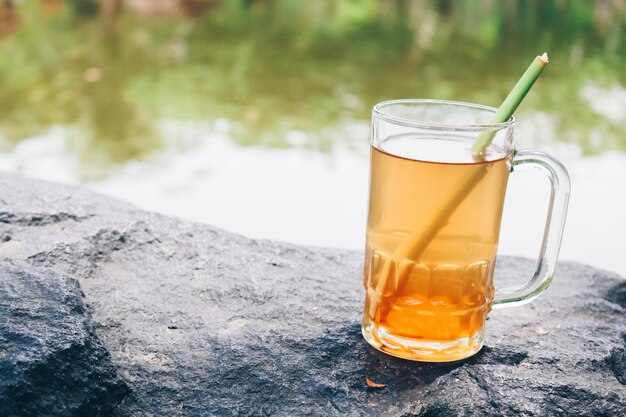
[0,172,625,416]
[0,260,129,416]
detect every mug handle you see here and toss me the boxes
[493,148,571,308]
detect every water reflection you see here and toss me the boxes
[0,0,624,174]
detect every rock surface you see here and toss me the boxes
[0,172,625,416]
[0,260,129,416]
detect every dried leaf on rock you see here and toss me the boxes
[365,377,386,388]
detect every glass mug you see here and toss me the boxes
[361,99,570,362]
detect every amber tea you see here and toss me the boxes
[362,136,510,361]
[362,99,570,363]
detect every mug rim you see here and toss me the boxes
[372,99,516,132]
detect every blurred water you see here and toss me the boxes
[1,0,625,168]
[1,1,625,276]
[2,115,625,277]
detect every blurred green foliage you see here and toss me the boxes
[0,0,624,167]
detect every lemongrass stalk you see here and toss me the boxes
[471,53,549,154]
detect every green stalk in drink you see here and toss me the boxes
[472,53,549,154]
